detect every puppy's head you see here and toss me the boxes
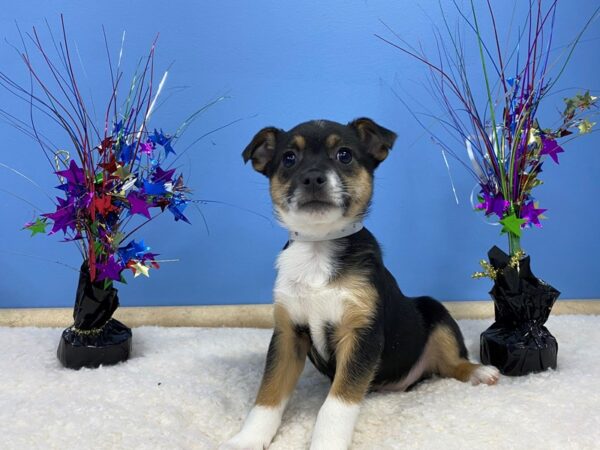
[242,118,396,235]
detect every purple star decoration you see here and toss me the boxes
[55,159,86,185]
[540,138,564,164]
[476,191,509,218]
[43,196,77,235]
[95,255,123,282]
[127,192,152,219]
[520,202,546,228]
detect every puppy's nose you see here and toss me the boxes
[302,170,326,186]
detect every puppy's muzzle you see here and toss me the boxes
[301,169,327,188]
[296,169,336,210]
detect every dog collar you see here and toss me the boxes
[289,222,364,242]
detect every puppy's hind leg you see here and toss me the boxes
[221,305,310,450]
[428,324,500,386]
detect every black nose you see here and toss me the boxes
[302,170,326,186]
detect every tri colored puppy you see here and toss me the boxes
[223,118,499,450]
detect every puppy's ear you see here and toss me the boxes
[242,127,282,175]
[349,118,397,164]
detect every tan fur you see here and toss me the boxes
[325,133,341,149]
[256,305,310,407]
[249,129,278,173]
[329,273,378,403]
[352,118,393,162]
[426,325,480,381]
[372,146,389,162]
[269,175,290,212]
[341,167,373,220]
[290,135,306,151]
[450,361,481,382]
[331,271,378,328]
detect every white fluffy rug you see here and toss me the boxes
[1,316,599,449]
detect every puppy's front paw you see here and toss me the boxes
[310,396,360,450]
[470,365,500,385]
[220,433,268,450]
[221,404,284,450]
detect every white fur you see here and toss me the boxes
[276,170,354,240]
[325,170,347,207]
[226,169,361,448]
[310,396,361,450]
[275,240,354,359]
[278,209,354,240]
[220,402,287,450]
[470,365,500,385]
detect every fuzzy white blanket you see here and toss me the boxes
[1,316,598,449]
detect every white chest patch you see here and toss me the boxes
[274,240,349,359]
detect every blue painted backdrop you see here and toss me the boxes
[0,1,598,308]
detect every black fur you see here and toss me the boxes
[305,227,467,387]
[245,118,469,389]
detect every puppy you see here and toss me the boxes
[223,118,499,450]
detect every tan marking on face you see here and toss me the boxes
[341,166,373,220]
[256,304,310,407]
[290,135,306,151]
[329,272,378,403]
[325,133,341,149]
[269,175,291,213]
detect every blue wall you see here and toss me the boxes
[0,1,598,307]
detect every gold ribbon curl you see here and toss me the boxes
[472,250,526,280]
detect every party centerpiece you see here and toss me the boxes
[2,19,200,369]
[379,1,598,375]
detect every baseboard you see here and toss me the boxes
[1,300,598,328]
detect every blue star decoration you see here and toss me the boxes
[150,129,175,157]
[143,180,167,195]
[118,239,151,262]
[168,199,190,223]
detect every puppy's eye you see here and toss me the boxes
[282,151,297,168]
[336,148,353,164]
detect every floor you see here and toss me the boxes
[1,316,598,449]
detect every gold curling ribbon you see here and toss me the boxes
[509,250,526,269]
[472,249,526,280]
[70,323,106,336]
[472,260,499,280]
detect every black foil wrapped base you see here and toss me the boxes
[480,246,560,376]
[57,262,133,370]
[57,318,132,369]
[480,322,558,376]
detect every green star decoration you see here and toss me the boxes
[500,214,526,237]
[26,218,47,236]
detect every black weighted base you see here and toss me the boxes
[479,246,560,377]
[481,322,558,376]
[57,318,132,369]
